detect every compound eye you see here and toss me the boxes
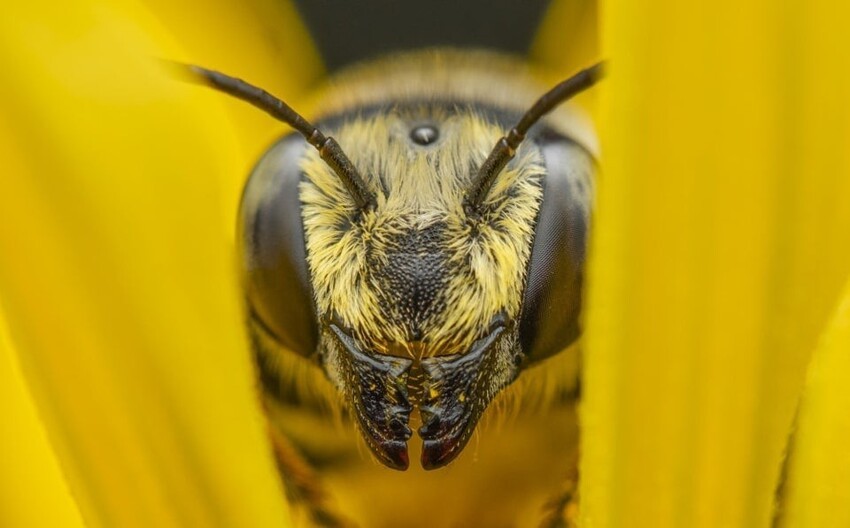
[519,135,595,365]
[410,124,439,146]
[239,134,318,358]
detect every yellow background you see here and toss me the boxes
[2,0,848,526]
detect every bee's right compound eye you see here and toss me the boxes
[239,133,319,358]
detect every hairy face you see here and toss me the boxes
[233,50,596,472]
[299,106,544,469]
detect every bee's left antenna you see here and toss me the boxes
[465,62,605,211]
[168,62,375,210]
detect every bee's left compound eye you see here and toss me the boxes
[239,134,319,358]
[519,134,595,364]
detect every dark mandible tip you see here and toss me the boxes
[165,60,376,210]
[464,61,606,211]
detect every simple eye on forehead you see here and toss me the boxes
[410,124,439,145]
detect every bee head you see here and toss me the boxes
[181,60,601,470]
[301,108,551,469]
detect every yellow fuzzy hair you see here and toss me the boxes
[299,106,544,358]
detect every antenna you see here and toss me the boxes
[171,62,376,210]
[464,62,605,211]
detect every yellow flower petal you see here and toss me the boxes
[581,0,850,526]
[780,279,850,527]
[0,1,318,525]
[531,0,599,82]
[1,308,84,528]
[140,0,324,237]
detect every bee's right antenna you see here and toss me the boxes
[464,62,605,211]
[170,62,376,210]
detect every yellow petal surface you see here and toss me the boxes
[139,0,324,237]
[0,1,318,526]
[531,0,599,83]
[780,279,850,527]
[1,308,84,527]
[582,0,850,526]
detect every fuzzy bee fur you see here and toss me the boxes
[182,49,600,527]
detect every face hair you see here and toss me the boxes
[172,62,376,210]
[464,62,605,210]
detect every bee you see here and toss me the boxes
[178,50,601,527]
